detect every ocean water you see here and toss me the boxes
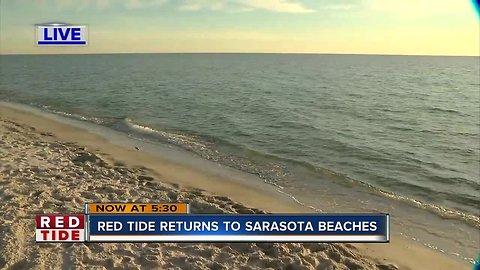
[0,54,479,261]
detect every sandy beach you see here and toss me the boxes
[0,104,470,270]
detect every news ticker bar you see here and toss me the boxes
[36,203,390,243]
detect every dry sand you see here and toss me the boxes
[0,104,471,270]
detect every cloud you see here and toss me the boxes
[244,0,315,13]
[178,0,225,11]
[321,4,357,10]
[179,0,315,13]
[30,0,169,11]
[362,0,474,20]
[29,0,313,13]
[96,0,111,9]
[124,0,169,9]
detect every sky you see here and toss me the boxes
[0,0,479,55]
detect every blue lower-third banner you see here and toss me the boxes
[86,214,389,242]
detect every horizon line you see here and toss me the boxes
[0,52,479,57]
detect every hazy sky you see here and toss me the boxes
[0,0,478,55]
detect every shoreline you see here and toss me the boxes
[0,103,470,269]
